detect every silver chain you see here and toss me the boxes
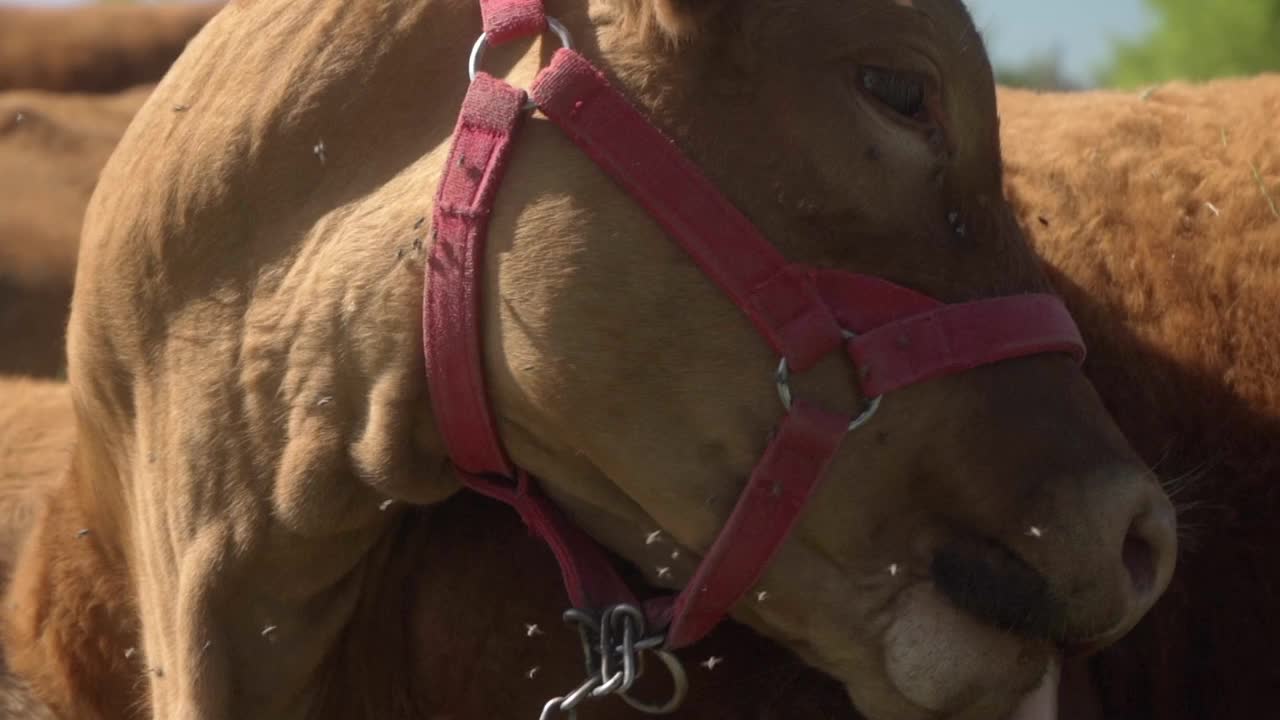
[538,606,688,719]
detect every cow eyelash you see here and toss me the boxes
[857,65,931,124]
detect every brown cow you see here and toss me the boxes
[0,87,151,378]
[1,1,217,378]
[1,73,1276,718]
[0,3,222,94]
[5,2,1181,719]
[1001,76,1280,720]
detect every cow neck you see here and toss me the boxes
[423,1,1087,716]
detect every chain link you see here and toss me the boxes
[537,605,687,719]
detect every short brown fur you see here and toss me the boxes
[0,3,222,94]
[1001,76,1280,719]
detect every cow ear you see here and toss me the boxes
[649,0,724,41]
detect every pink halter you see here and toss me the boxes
[424,2,1085,715]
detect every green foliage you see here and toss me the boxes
[1105,0,1280,88]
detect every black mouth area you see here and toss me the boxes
[930,535,1067,643]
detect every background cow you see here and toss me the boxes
[0,1,220,379]
[0,88,149,378]
[1002,76,1280,719]
[0,3,222,94]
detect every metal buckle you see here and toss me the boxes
[468,16,574,111]
[538,605,688,719]
[775,330,882,432]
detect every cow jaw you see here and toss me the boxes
[536,468,1061,720]
[735,555,1062,720]
[879,584,1058,719]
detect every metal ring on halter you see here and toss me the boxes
[618,647,689,716]
[774,331,882,432]
[468,17,574,110]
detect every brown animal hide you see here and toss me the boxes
[0,3,222,94]
[0,377,71,585]
[0,86,150,378]
[0,376,68,720]
[1002,76,1280,719]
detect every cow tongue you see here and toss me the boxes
[1007,656,1060,720]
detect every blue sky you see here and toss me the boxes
[964,0,1153,85]
[9,0,1155,87]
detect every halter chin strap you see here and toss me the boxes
[425,0,1086,695]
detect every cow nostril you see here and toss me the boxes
[1122,532,1156,596]
[1120,494,1177,605]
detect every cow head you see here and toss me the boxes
[476,1,1177,717]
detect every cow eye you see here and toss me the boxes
[858,65,930,123]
